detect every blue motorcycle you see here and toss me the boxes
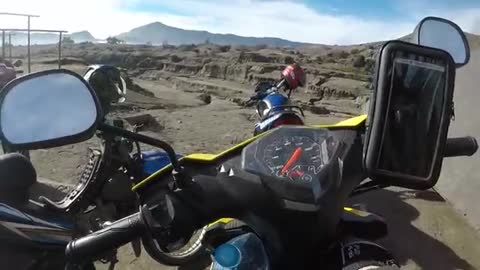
[249,80,305,136]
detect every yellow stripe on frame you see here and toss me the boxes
[312,114,367,128]
[132,115,367,191]
[204,207,369,228]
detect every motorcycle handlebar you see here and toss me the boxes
[65,211,146,263]
[444,137,478,157]
[98,123,180,169]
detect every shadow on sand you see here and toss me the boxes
[349,189,475,270]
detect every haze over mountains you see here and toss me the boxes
[4,31,97,45]
[2,21,479,48]
[4,21,308,47]
[115,22,306,47]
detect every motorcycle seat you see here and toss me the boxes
[0,153,37,206]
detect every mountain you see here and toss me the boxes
[68,31,96,43]
[5,31,96,45]
[116,22,306,47]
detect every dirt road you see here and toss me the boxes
[437,49,480,232]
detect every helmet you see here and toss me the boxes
[281,63,306,90]
[84,65,126,114]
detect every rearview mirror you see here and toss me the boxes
[412,16,470,67]
[0,69,102,150]
[364,41,456,190]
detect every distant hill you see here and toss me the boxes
[5,31,96,45]
[115,22,306,47]
[68,31,96,43]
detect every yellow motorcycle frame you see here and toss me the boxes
[132,114,368,227]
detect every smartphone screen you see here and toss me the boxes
[376,56,446,177]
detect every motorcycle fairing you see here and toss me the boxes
[0,203,73,246]
[257,93,290,119]
[255,112,283,130]
[313,114,367,129]
[204,205,386,235]
[132,132,269,191]
[132,114,368,191]
[341,207,387,240]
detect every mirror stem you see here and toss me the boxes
[98,123,180,169]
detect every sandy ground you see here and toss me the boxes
[351,188,480,270]
[92,188,480,270]
[437,49,480,232]
[9,47,480,269]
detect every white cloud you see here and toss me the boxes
[137,0,416,44]
[0,0,479,44]
[429,8,480,34]
[0,0,165,38]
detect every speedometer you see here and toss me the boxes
[263,135,327,183]
[241,126,350,204]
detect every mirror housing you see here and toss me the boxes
[364,41,456,190]
[411,16,470,68]
[0,69,102,150]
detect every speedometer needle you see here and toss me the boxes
[281,147,302,175]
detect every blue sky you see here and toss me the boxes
[2,0,480,44]
[304,0,480,19]
[118,0,480,44]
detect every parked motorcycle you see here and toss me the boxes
[0,66,144,270]
[248,63,306,135]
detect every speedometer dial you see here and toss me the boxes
[241,126,344,204]
[263,136,326,183]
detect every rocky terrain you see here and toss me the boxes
[33,40,375,111]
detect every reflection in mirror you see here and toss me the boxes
[1,72,98,145]
[377,54,447,177]
[418,18,468,65]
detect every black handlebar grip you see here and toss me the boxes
[444,137,478,157]
[65,212,145,263]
